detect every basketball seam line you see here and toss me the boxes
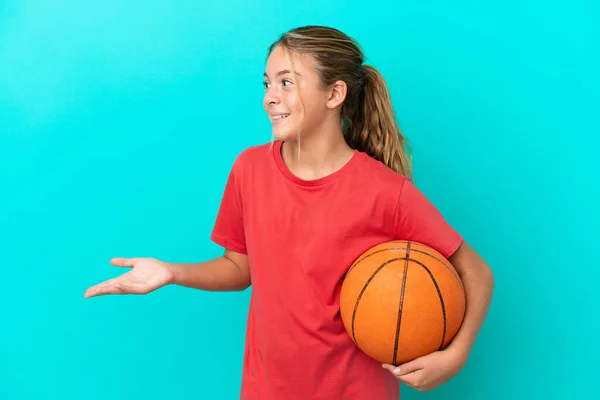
[350,256,449,364]
[347,243,462,285]
[393,241,410,365]
[350,257,405,350]
[411,258,448,351]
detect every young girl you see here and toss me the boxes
[85,26,494,400]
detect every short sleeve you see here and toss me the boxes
[394,178,463,259]
[210,157,247,254]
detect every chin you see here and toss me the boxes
[271,126,301,142]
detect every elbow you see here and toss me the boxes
[480,261,495,297]
[484,258,495,285]
[235,281,252,291]
[232,275,252,291]
[487,267,495,293]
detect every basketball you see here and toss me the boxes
[340,240,466,365]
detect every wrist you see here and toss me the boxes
[162,261,178,285]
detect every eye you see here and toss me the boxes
[282,79,293,86]
[263,81,270,90]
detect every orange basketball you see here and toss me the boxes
[340,240,466,365]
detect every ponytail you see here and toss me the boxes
[344,65,413,182]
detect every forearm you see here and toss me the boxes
[448,247,495,361]
[165,256,251,291]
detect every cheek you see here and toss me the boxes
[296,92,325,125]
[282,90,303,114]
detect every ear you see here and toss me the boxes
[326,80,347,109]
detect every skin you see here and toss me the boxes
[85,44,495,393]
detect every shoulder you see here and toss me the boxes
[356,151,410,190]
[231,141,273,168]
[223,141,274,177]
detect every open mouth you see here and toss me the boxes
[272,113,290,120]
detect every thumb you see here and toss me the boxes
[393,359,423,376]
[382,363,397,374]
[110,257,137,267]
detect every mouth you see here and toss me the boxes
[270,113,290,122]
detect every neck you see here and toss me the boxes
[281,120,354,181]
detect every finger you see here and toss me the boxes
[396,369,421,388]
[382,364,397,374]
[393,359,424,376]
[84,276,130,298]
[84,285,113,298]
[110,257,136,268]
[85,283,129,298]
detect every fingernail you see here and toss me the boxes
[394,367,401,374]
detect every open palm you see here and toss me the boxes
[84,257,174,298]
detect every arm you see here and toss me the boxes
[446,240,495,362]
[166,249,251,292]
[384,240,494,391]
[385,179,495,389]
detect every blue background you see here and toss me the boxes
[1,0,598,399]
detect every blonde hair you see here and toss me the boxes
[268,25,413,181]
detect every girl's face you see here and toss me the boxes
[263,45,330,141]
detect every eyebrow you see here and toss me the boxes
[263,70,302,79]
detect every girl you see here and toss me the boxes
[85,25,494,400]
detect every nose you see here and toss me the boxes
[263,88,280,108]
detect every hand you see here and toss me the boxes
[382,347,467,392]
[84,257,174,298]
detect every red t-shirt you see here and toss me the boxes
[211,140,463,400]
